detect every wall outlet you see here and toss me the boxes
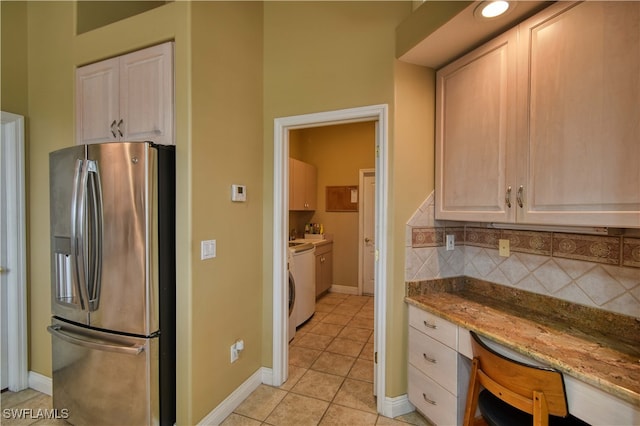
[230,339,244,363]
[201,240,216,260]
[446,234,455,251]
[499,239,510,257]
[230,343,238,363]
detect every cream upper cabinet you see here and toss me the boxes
[435,28,518,223]
[516,1,640,227]
[76,42,174,145]
[436,1,640,228]
[289,158,317,211]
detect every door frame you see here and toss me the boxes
[358,168,375,296]
[272,104,388,413]
[1,111,28,391]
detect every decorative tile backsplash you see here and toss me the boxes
[406,193,640,318]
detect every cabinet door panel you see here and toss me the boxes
[120,43,174,145]
[76,58,120,145]
[436,30,517,222]
[519,1,640,227]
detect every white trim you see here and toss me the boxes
[272,104,388,413]
[28,371,52,396]
[329,285,359,295]
[196,368,263,425]
[357,168,375,296]
[260,366,274,386]
[1,112,28,392]
[382,394,415,419]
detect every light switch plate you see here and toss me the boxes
[201,240,216,260]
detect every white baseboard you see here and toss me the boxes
[260,367,274,386]
[28,371,52,396]
[197,368,264,425]
[329,285,359,295]
[382,394,415,419]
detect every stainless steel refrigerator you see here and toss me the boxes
[47,141,175,426]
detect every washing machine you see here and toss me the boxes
[288,242,316,328]
[288,268,296,342]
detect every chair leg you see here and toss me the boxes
[463,358,481,426]
[532,390,549,426]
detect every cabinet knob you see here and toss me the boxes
[110,120,117,138]
[117,119,123,137]
[423,320,437,330]
[422,393,437,405]
[517,185,524,208]
[505,186,512,208]
[422,353,437,364]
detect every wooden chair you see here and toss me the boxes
[463,331,588,426]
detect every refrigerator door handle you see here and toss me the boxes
[47,325,144,356]
[86,160,103,311]
[70,159,90,310]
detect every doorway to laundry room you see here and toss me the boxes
[273,104,388,414]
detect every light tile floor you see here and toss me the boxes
[1,293,431,426]
[1,388,69,426]
[221,293,431,426]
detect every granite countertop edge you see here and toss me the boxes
[405,292,640,408]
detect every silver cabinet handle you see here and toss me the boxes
[422,353,437,364]
[423,320,437,329]
[47,325,144,355]
[110,120,117,138]
[517,185,524,208]
[117,119,123,137]
[422,393,437,405]
[505,186,512,208]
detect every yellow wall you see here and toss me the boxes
[190,2,264,422]
[1,1,265,424]
[388,60,436,394]
[3,0,439,419]
[1,1,28,116]
[261,1,437,398]
[291,122,376,288]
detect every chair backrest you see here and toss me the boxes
[469,331,569,418]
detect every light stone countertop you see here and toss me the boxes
[405,277,640,408]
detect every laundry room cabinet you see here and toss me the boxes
[289,158,317,211]
[314,241,333,297]
[76,42,174,146]
[435,1,640,228]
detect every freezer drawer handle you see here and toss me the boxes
[47,325,144,356]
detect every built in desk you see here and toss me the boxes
[406,277,640,425]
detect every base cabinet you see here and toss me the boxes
[407,305,471,426]
[315,242,333,297]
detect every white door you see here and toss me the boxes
[1,122,8,389]
[361,171,375,295]
[1,112,28,392]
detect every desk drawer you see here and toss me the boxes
[409,327,458,395]
[408,305,458,349]
[408,364,457,426]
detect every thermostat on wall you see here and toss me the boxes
[231,184,247,202]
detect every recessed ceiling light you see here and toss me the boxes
[475,1,511,19]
